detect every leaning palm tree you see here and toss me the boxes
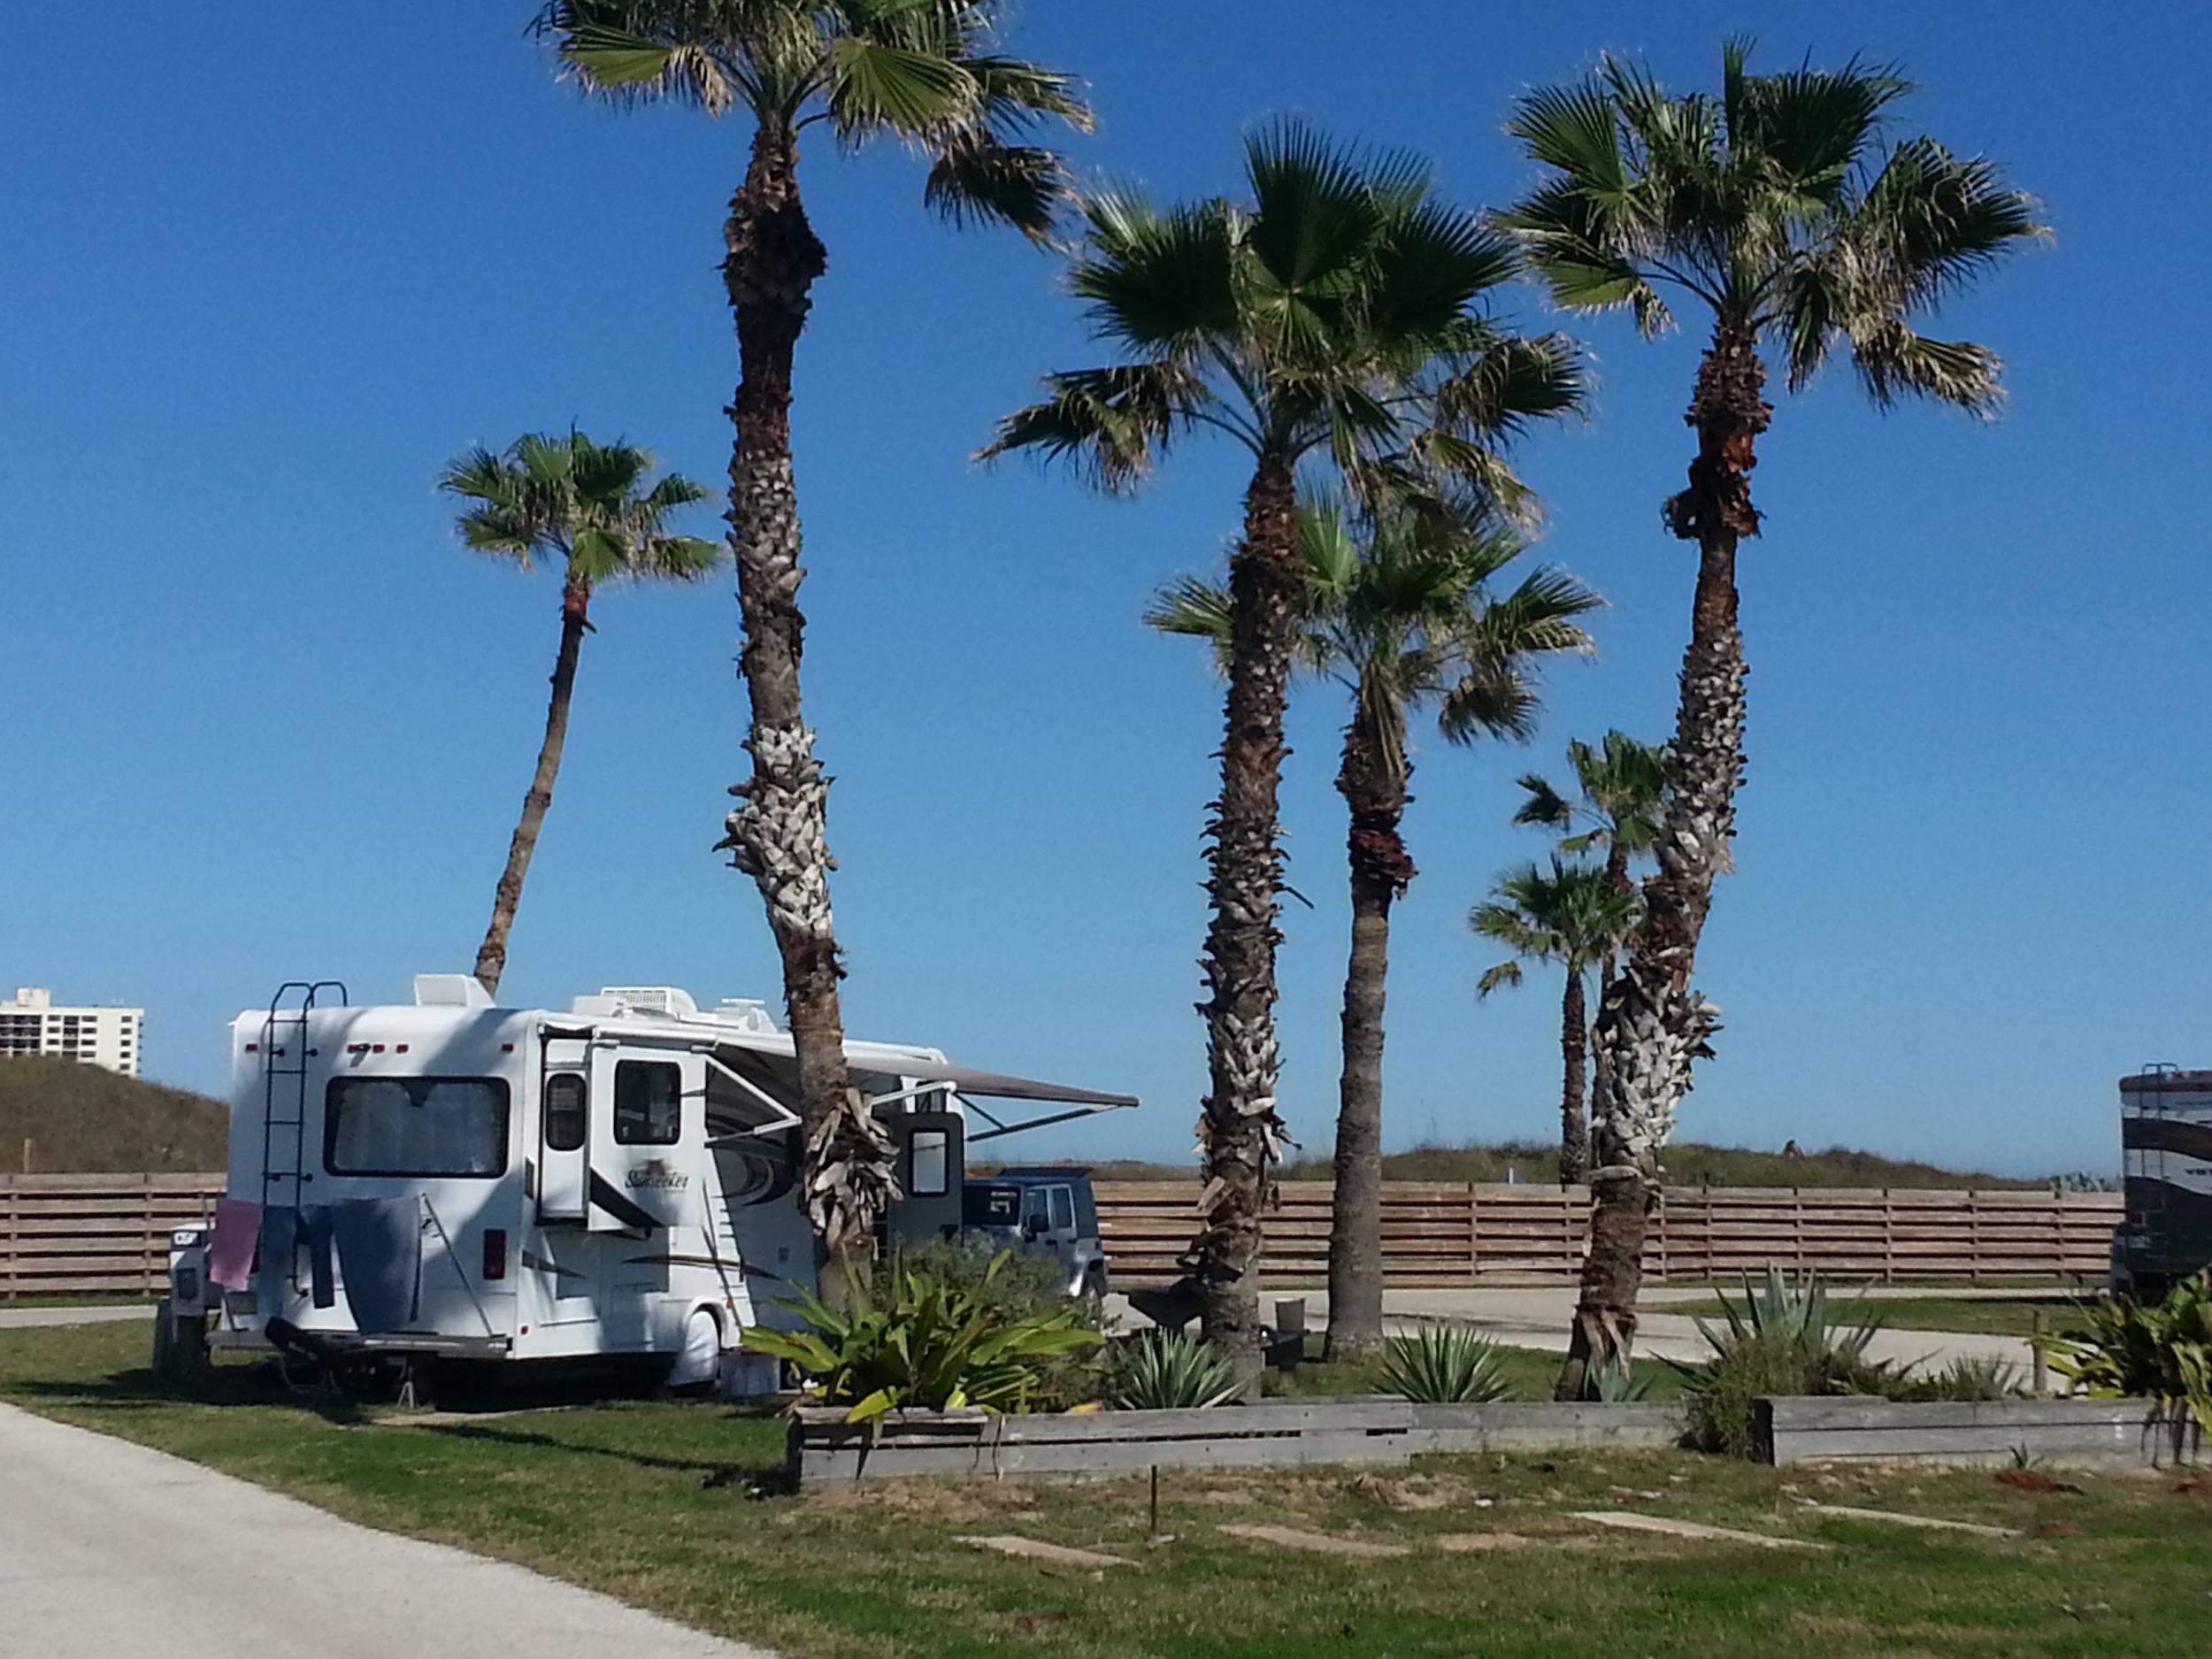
[535,1,1090,1304]
[1498,41,2044,1392]
[440,429,718,997]
[1148,493,1598,1361]
[985,123,1586,1371]
[1471,860,1640,1191]
[1514,729,1665,1157]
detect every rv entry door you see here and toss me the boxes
[586,1045,702,1233]
[539,1035,590,1225]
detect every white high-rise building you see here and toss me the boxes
[0,987,144,1078]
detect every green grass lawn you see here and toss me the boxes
[5,1322,2209,1659]
[1680,1293,2094,1340]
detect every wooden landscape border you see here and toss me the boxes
[1759,1394,2204,1468]
[789,1398,1688,1484]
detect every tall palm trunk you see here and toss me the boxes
[474,578,590,998]
[1188,454,1300,1377]
[1557,322,1767,1399]
[1557,966,1587,1185]
[1325,683,1414,1363]
[1585,839,1631,1172]
[715,125,889,1309]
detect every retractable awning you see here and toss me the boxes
[892,1060,1138,1143]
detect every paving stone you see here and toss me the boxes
[1568,1511,1831,1552]
[1217,1524,1414,1559]
[1434,1532,1534,1553]
[1799,1502,2019,1538]
[955,1534,1137,1569]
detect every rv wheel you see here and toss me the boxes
[667,1307,722,1390]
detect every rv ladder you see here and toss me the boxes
[257,981,349,1240]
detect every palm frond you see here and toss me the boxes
[926,134,1068,241]
[976,363,1202,490]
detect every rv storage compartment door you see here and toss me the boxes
[538,1036,590,1225]
[587,1045,702,1233]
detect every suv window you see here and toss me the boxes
[1048,1186,1075,1233]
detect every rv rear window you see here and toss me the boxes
[614,1060,682,1146]
[324,1077,510,1179]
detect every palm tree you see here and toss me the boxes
[984,124,1585,1371]
[439,429,718,997]
[1471,860,1639,1193]
[1514,729,1665,1170]
[1498,41,2044,1391]
[534,1,1090,1304]
[1148,494,1597,1361]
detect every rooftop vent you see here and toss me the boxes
[414,974,493,1010]
[597,987,700,1019]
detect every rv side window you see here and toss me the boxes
[614,1060,681,1146]
[325,1077,510,1179]
[910,1129,949,1196]
[543,1073,586,1152]
[1048,1186,1075,1234]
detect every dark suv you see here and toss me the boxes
[961,1166,1110,1299]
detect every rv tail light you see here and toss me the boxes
[483,1229,508,1281]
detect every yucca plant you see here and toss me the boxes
[1379,1323,1514,1403]
[2037,1272,2212,1437]
[1107,1330,1240,1410]
[742,1252,1102,1425]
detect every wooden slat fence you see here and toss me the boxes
[0,1174,2120,1299]
[1095,1180,2121,1286]
[0,1173,223,1299]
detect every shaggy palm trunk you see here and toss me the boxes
[1586,839,1631,1167]
[713,125,889,1310]
[1325,689,1414,1363]
[1557,968,1587,1186]
[1187,454,1301,1378]
[1556,322,1767,1400]
[473,579,590,998]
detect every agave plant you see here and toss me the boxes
[1694,1266,1882,1363]
[1107,1330,1240,1410]
[2036,1272,2212,1435]
[742,1252,1102,1424]
[1379,1323,1514,1404]
[1581,1352,1652,1403]
[1894,1355,2022,1403]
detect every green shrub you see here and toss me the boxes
[879,1238,1107,1409]
[1681,1267,1899,1456]
[2037,1272,2212,1434]
[1379,1323,1513,1403]
[1893,1354,2022,1402]
[1107,1329,1240,1409]
[741,1251,1102,1425]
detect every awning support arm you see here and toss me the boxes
[695,1050,801,1137]
[964,1102,1136,1144]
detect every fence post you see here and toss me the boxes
[1465,1185,1479,1286]
[1881,1188,1894,1286]
[1967,1190,1981,1286]
[3,1178,14,1302]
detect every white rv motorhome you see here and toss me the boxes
[159,975,1136,1388]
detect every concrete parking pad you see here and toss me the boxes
[1217,1524,1414,1559]
[955,1535,1138,1569]
[0,1402,772,1659]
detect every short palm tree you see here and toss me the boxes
[1514,729,1665,1147]
[535,1,1090,1304]
[1498,41,2044,1392]
[985,124,1586,1371]
[1148,493,1599,1361]
[439,429,718,997]
[1471,859,1639,1190]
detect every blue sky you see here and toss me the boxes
[4,2,2207,1176]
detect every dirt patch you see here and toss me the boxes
[1434,1532,1534,1553]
